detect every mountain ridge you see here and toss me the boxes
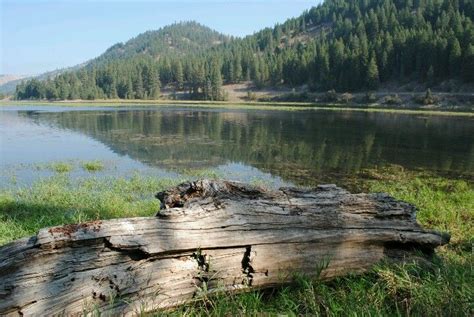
[12,0,474,100]
[90,21,230,65]
[0,21,228,94]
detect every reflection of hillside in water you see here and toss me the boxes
[22,108,474,184]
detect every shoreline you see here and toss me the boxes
[1,99,474,117]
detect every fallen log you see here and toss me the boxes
[0,180,449,316]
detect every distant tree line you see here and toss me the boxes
[16,0,474,100]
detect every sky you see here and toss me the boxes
[1,0,321,75]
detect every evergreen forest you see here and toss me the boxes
[15,0,474,101]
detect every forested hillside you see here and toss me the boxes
[93,21,229,63]
[16,0,474,101]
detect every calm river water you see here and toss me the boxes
[1,105,473,187]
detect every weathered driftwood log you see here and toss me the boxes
[0,180,449,316]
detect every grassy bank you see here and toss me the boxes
[1,99,474,117]
[0,166,472,315]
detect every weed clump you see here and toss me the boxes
[82,160,105,172]
[50,162,74,173]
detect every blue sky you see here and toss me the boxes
[1,0,320,75]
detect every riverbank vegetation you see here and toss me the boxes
[2,99,474,118]
[0,163,472,315]
[14,0,474,101]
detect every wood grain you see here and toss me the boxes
[0,180,449,316]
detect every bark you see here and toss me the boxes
[0,180,449,316]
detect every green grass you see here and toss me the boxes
[81,160,105,172]
[2,99,473,117]
[31,161,75,173]
[0,174,178,244]
[364,166,473,248]
[49,161,74,173]
[163,256,471,316]
[176,167,223,179]
[0,165,472,315]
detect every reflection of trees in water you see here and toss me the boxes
[23,109,474,184]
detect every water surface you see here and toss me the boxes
[1,105,473,187]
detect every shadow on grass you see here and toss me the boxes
[0,200,120,242]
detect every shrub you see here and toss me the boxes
[221,90,229,101]
[324,89,338,102]
[247,91,257,101]
[423,88,437,105]
[384,94,402,105]
[50,162,73,173]
[82,160,104,172]
[414,89,438,105]
[365,92,377,103]
[339,93,354,104]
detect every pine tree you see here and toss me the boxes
[449,38,461,76]
[175,61,184,90]
[209,59,223,100]
[462,44,474,82]
[44,80,58,100]
[233,54,242,83]
[57,77,70,100]
[133,70,144,99]
[427,65,435,84]
[143,64,160,99]
[126,78,134,99]
[367,55,379,90]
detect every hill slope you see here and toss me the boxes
[15,0,474,101]
[1,22,227,95]
[91,21,229,65]
[0,63,85,95]
[0,75,29,94]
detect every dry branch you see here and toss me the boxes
[0,180,449,316]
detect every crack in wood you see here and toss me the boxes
[0,179,449,316]
[241,246,255,286]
